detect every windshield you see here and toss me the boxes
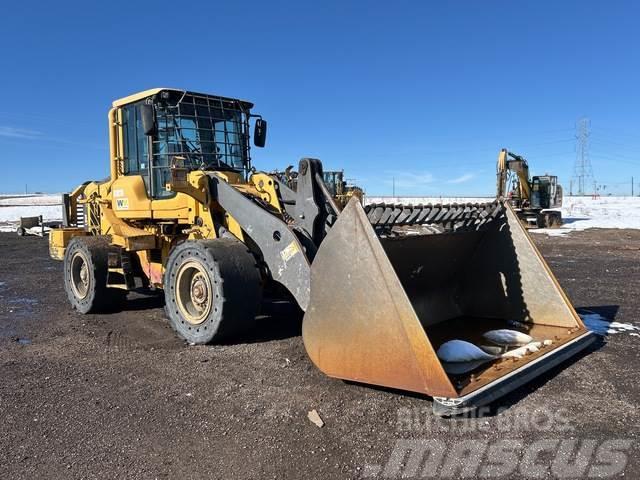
[322,171,344,196]
[153,93,249,172]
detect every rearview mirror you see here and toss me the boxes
[254,118,267,147]
[139,104,156,136]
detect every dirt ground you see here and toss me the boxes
[0,229,639,479]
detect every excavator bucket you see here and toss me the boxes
[302,198,595,415]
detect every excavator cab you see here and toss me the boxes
[532,175,562,209]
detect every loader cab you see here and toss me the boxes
[114,89,257,200]
[322,171,345,197]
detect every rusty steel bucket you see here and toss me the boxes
[302,198,594,414]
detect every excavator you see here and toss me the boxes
[496,148,563,228]
[49,89,594,415]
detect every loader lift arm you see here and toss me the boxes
[209,174,312,310]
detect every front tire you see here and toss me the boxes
[63,236,127,313]
[164,238,262,344]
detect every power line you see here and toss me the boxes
[591,126,640,141]
[590,153,640,166]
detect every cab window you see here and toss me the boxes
[121,102,177,198]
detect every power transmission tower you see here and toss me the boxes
[571,117,595,195]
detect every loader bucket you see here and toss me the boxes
[302,198,595,414]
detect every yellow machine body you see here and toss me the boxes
[50,88,279,286]
[49,88,593,415]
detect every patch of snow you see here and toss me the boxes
[501,342,542,359]
[0,194,62,206]
[532,196,640,236]
[25,225,52,236]
[580,311,640,337]
[365,195,640,235]
[0,193,63,226]
[610,321,637,331]
[0,205,63,224]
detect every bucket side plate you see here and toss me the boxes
[302,199,457,398]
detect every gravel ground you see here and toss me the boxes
[0,230,638,479]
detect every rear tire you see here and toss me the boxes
[63,236,127,313]
[164,238,262,344]
[16,227,26,236]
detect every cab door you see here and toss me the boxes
[147,113,192,220]
[111,103,152,219]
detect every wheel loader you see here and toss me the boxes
[270,167,364,209]
[321,170,364,209]
[49,88,595,415]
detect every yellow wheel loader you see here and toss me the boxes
[321,170,364,209]
[50,88,595,415]
[270,168,364,209]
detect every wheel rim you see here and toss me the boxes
[175,260,213,325]
[70,251,90,299]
